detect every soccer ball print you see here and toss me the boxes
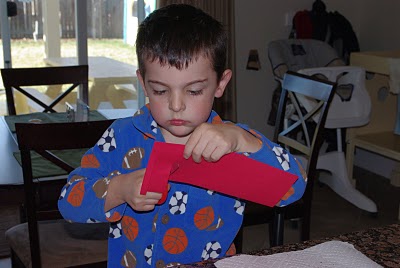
[272,146,290,170]
[201,241,222,260]
[109,222,122,239]
[233,200,245,215]
[97,127,117,152]
[144,244,153,265]
[169,191,188,215]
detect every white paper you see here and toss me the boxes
[215,241,382,268]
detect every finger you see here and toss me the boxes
[209,146,227,162]
[184,127,202,159]
[201,143,217,162]
[146,191,162,200]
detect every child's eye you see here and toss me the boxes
[189,89,203,96]
[152,90,166,95]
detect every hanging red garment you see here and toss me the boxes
[293,10,313,39]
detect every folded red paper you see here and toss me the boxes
[140,142,298,207]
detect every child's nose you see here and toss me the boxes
[169,93,186,112]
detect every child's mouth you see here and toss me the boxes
[170,119,185,126]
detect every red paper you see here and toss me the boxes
[141,142,298,207]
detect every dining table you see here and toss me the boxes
[177,223,400,268]
[0,108,136,205]
[44,56,138,109]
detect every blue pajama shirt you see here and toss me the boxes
[58,105,307,267]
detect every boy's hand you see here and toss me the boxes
[184,123,262,163]
[105,169,164,212]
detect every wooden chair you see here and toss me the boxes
[1,65,88,115]
[5,119,115,268]
[235,71,336,252]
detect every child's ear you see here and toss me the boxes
[136,69,148,97]
[214,69,232,98]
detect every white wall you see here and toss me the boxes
[234,0,400,177]
[235,0,399,137]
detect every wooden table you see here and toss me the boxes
[179,223,400,268]
[44,56,138,109]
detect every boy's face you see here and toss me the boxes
[137,56,231,144]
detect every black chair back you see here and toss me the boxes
[235,71,336,252]
[1,65,88,115]
[15,119,114,267]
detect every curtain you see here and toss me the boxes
[158,0,236,122]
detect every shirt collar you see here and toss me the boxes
[132,104,223,140]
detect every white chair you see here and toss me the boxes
[298,66,377,213]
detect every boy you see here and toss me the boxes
[58,4,306,267]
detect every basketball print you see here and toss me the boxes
[122,216,139,241]
[81,154,100,168]
[225,243,236,256]
[212,115,223,124]
[122,147,145,170]
[194,206,215,230]
[162,228,188,254]
[281,186,295,201]
[106,211,122,222]
[67,180,85,207]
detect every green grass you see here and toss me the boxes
[0,38,137,115]
[2,38,137,68]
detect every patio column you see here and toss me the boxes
[42,0,61,58]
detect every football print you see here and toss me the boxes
[201,241,222,260]
[97,127,117,152]
[92,177,110,199]
[169,191,188,215]
[120,250,136,268]
[272,146,290,170]
[122,147,145,170]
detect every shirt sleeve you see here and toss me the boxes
[235,123,307,207]
[58,120,128,223]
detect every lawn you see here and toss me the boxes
[0,38,137,115]
[2,38,137,68]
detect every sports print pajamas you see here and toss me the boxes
[58,104,306,267]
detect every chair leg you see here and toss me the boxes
[10,248,26,268]
[271,208,285,247]
[233,227,244,254]
[301,211,311,241]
